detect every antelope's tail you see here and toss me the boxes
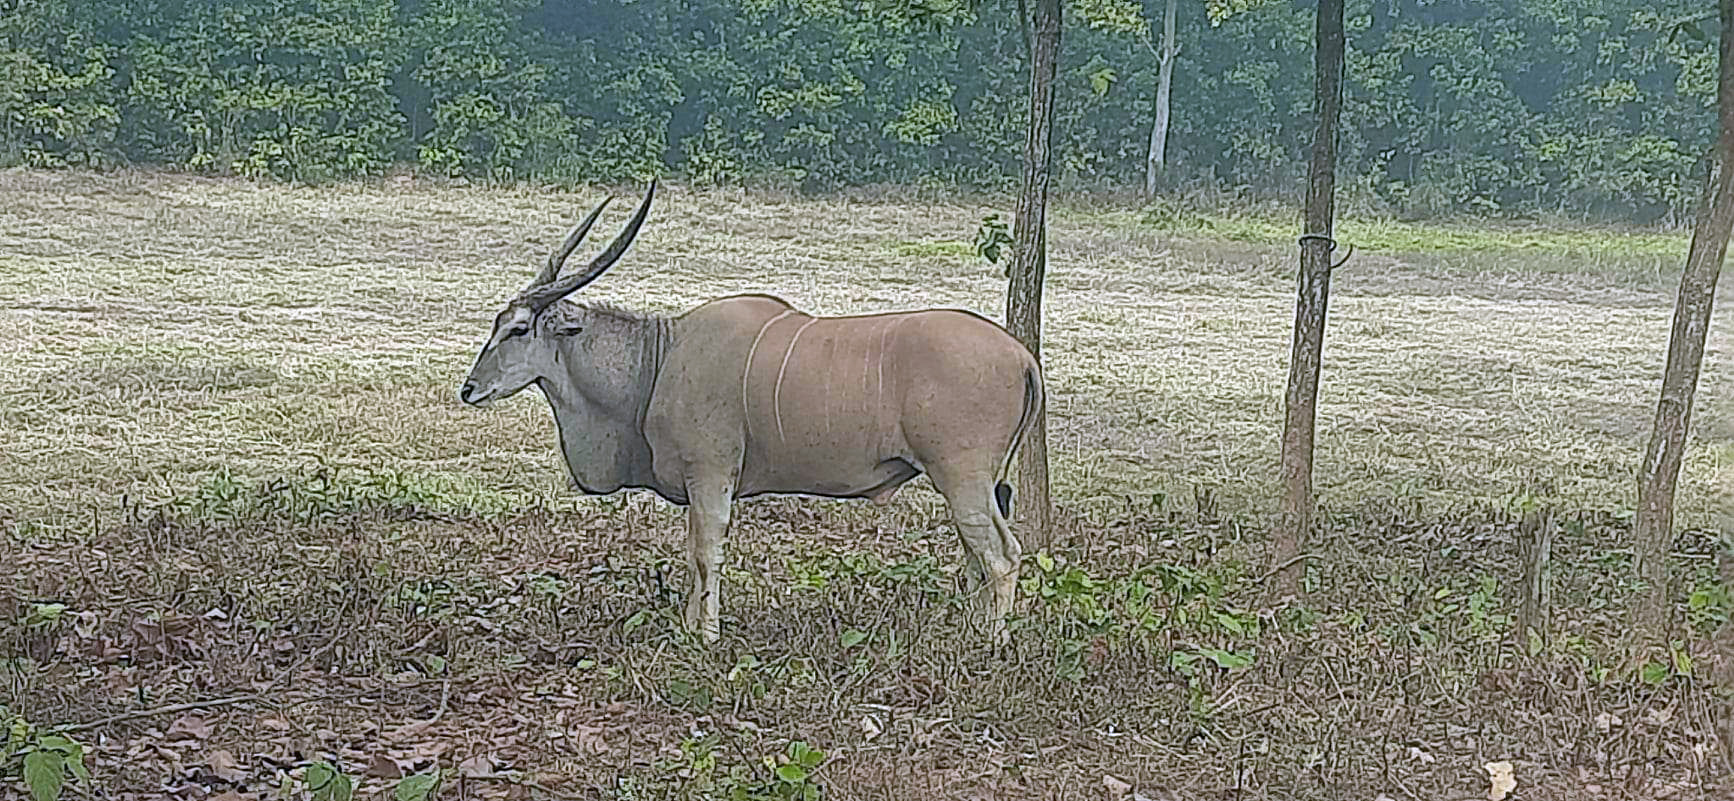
[995,364,1045,518]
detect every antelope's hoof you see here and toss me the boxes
[682,609,720,644]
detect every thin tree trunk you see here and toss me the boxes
[1515,507,1555,651]
[1006,0,1060,550]
[1145,0,1177,197]
[1632,0,1734,643]
[1268,0,1345,598]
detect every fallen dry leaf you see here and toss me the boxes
[572,724,607,755]
[389,721,437,741]
[365,755,403,779]
[1103,774,1132,801]
[459,753,500,778]
[1133,791,1181,801]
[209,792,249,801]
[412,739,452,763]
[165,715,213,742]
[1485,761,1516,801]
[206,749,247,783]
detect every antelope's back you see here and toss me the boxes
[733,303,1032,497]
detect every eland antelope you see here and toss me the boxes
[458,181,1045,642]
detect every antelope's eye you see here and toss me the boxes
[506,325,530,338]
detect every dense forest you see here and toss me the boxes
[0,0,1716,221]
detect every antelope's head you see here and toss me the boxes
[459,181,656,407]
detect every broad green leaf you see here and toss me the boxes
[776,763,807,782]
[395,772,441,801]
[5,715,28,752]
[331,773,355,801]
[24,750,65,801]
[1640,660,1670,685]
[309,762,355,801]
[1089,67,1116,97]
[1201,648,1253,669]
[1672,646,1694,677]
[61,743,88,783]
[840,629,869,648]
[24,603,66,627]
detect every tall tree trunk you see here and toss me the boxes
[1145,0,1177,197]
[1267,0,1345,598]
[1006,0,1060,550]
[1632,0,1734,643]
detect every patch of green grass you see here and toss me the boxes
[175,466,532,524]
[1132,198,1689,257]
[887,239,976,260]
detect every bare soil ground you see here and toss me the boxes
[2,168,1733,800]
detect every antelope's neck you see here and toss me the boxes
[635,315,673,431]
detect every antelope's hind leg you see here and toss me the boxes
[932,472,1020,643]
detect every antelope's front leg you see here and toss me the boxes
[683,479,732,642]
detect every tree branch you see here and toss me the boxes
[63,696,262,733]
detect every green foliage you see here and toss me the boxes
[753,741,826,801]
[1400,573,1512,647]
[0,1,118,166]
[306,761,356,801]
[394,770,443,801]
[411,0,613,180]
[300,760,441,801]
[178,465,520,525]
[120,0,407,180]
[1073,0,1144,35]
[972,213,1013,264]
[1,708,90,801]
[635,735,826,800]
[1022,553,1259,683]
[0,0,1716,219]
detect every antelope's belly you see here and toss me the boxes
[737,437,919,500]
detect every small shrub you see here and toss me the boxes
[1,707,91,801]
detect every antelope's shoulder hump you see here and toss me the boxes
[679,293,804,329]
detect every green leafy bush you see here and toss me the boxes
[0,0,1713,218]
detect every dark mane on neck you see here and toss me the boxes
[583,302,651,322]
[549,300,660,325]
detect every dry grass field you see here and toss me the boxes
[2,167,1733,800]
